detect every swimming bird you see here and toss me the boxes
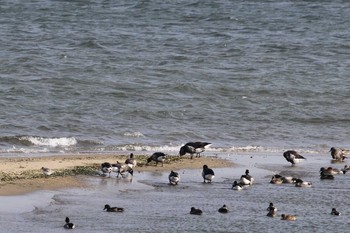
[282,176,297,184]
[331,208,341,216]
[202,165,215,183]
[294,178,312,188]
[64,217,75,229]
[232,181,243,191]
[103,204,124,212]
[168,170,180,185]
[179,142,211,159]
[111,162,134,178]
[283,150,306,165]
[267,204,277,217]
[125,153,137,168]
[320,172,335,180]
[218,204,229,213]
[342,165,350,172]
[147,152,166,167]
[270,174,283,184]
[281,214,297,221]
[266,202,277,212]
[101,162,113,177]
[239,169,254,185]
[320,167,344,175]
[41,167,54,176]
[190,207,203,215]
[330,147,348,161]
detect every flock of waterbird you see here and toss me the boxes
[39,142,349,228]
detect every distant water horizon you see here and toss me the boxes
[1,0,349,157]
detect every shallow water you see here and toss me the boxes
[1,152,349,232]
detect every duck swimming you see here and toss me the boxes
[281,214,297,221]
[239,169,254,185]
[232,181,243,191]
[331,208,341,216]
[64,217,75,229]
[270,174,283,184]
[294,178,312,188]
[218,204,229,213]
[103,204,124,212]
[190,207,203,215]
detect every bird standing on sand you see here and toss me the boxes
[168,170,180,185]
[202,165,215,183]
[103,204,124,212]
[283,150,306,165]
[330,147,348,161]
[100,162,113,177]
[147,152,166,167]
[41,167,53,176]
[125,153,137,168]
[111,162,134,178]
[179,142,211,159]
[64,217,75,229]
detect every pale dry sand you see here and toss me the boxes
[0,154,234,196]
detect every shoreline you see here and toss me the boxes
[0,154,235,196]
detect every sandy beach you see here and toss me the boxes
[0,154,234,196]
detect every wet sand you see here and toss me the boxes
[0,154,234,196]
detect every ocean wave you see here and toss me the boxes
[0,135,78,147]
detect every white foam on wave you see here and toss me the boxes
[123,132,145,137]
[20,136,78,147]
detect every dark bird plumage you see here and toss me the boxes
[111,162,134,178]
[239,169,254,185]
[283,150,306,165]
[331,208,341,216]
[202,164,215,183]
[179,142,211,159]
[147,152,166,167]
[101,162,113,177]
[190,207,203,215]
[125,153,137,168]
[168,170,180,185]
[103,204,124,212]
[218,204,229,213]
[64,217,75,229]
[330,147,348,161]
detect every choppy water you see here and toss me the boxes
[1,152,349,232]
[1,0,350,157]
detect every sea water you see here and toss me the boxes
[0,0,350,157]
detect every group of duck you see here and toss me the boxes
[189,201,342,221]
[272,147,349,187]
[60,143,348,229]
[63,204,127,229]
[265,202,341,221]
[98,142,212,182]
